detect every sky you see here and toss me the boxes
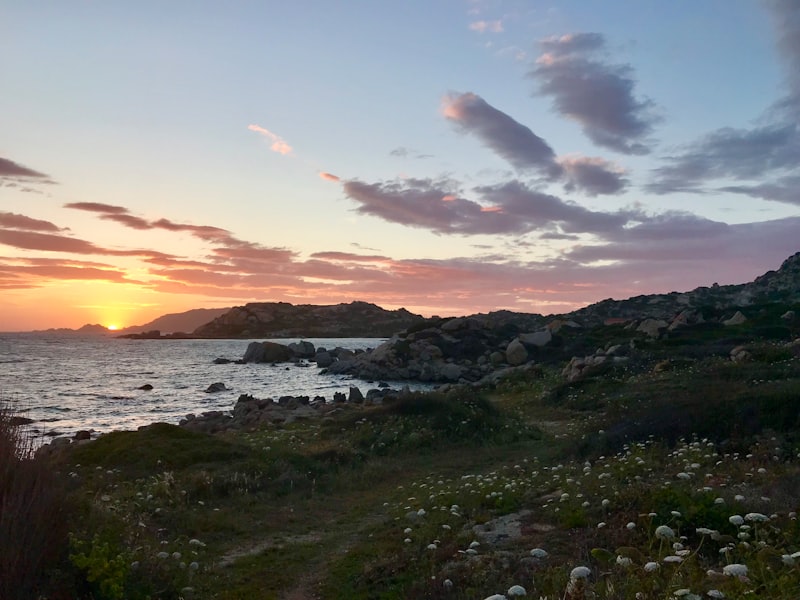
[2,0,799,331]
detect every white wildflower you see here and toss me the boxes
[722,563,748,577]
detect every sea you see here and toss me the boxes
[0,334,430,442]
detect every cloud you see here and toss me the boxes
[343,177,635,235]
[647,123,800,194]
[0,157,50,179]
[469,20,503,33]
[557,155,628,196]
[530,33,658,154]
[0,212,64,233]
[247,124,293,155]
[721,174,800,206]
[0,229,110,254]
[319,171,341,182]
[442,92,562,178]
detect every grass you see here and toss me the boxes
[18,311,800,598]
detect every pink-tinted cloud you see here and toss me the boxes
[248,124,293,155]
[530,33,658,155]
[469,20,503,33]
[319,171,341,182]
[0,212,64,233]
[65,202,130,214]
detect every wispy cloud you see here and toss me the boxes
[0,212,64,233]
[469,20,503,33]
[319,171,341,182]
[0,157,50,179]
[247,123,293,155]
[530,33,659,155]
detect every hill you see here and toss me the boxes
[192,300,425,338]
[119,307,231,335]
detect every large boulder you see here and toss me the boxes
[506,339,528,366]
[314,351,335,368]
[723,311,747,326]
[637,319,668,338]
[440,363,464,382]
[242,341,295,363]
[519,329,552,347]
[288,340,316,358]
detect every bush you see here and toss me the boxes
[0,404,70,599]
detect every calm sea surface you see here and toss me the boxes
[0,334,425,440]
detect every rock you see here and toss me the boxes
[519,329,552,347]
[9,416,33,426]
[440,363,464,382]
[213,357,233,364]
[74,430,92,441]
[505,339,528,366]
[723,311,747,326]
[348,386,364,403]
[314,351,335,368]
[333,391,346,403]
[637,319,668,338]
[731,346,750,362]
[138,384,154,391]
[781,310,795,321]
[288,340,316,358]
[205,382,227,393]
[489,351,505,366]
[242,341,294,363]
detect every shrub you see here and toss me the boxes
[0,404,70,599]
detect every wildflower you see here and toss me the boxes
[663,555,684,564]
[722,563,748,577]
[507,585,527,596]
[530,548,548,558]
[644,561,659,572]
[157,551,170,559]
[570,566,591,580]
[707,591,725,599]
[443,579,453,591]
[744,512,768,522]
[189,561,199,570]
[696,527,715,535]
[427,543,437,551]
[616,555,633,567]
[188,538,205,547]
[728,515,744,526]
[671,511,682,517]
[655,525,676,540]
[626,522,636,530]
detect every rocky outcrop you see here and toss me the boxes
[179,388,406,433]
[193,301,424,338]
[322,312,554,383]
[240,341,366,365]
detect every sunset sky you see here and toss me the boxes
[2,1,799,331]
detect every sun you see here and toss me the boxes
[107,324,120,331]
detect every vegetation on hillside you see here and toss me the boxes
[9,306,800,599]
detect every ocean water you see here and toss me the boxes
[0,334,425,440]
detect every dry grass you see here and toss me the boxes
[0,403,70,600]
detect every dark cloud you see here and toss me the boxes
[566,216,800,267]
[558,156,628,196]
[530,33,658,155]
[343,177,635,235]
[647,123,800,194]
[721,174,800,206]
[443,92,562,178]
[0,229,107,254]
[0,212,64,233]
[64,202,130,214]
[0,157,49,179]
[442,92,628,195]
